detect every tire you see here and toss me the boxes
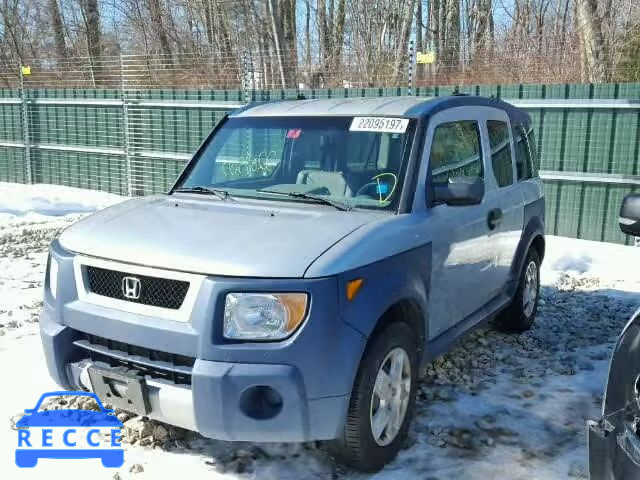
[495,248,541,333]
[328,322,419,472]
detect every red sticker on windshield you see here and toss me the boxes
[286,128,302,139]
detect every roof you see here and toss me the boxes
[230,95,531,123]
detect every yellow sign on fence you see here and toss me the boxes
[416,51,435,64]
[21,66,31,75]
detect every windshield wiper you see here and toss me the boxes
[173,186,233,201]
[257,190,352,211]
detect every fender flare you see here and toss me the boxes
[336,245,431,362]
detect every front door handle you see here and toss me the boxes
[487,208,503,230]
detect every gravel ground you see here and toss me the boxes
[1,218,638,480]
[0,218,71,331]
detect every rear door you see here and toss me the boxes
[483,112,525,289]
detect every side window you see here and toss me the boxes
[487,120,514,187]
[429,120,483,184]
[513,123,532,180]
[526,128,539,176]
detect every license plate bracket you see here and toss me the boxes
[88,366,150,416]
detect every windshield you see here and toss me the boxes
[176,116,415,211]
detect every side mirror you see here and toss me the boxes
[23,409,35,414]
[432,176,484,206]
[620,194,640,237]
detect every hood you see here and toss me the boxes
[59,195,384,278]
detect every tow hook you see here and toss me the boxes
[589,418,615,440]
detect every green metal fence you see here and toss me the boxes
[0,82,639,245]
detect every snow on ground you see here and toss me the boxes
[0,182,124,328]
[0,183,639,479]
[0,182,122,223]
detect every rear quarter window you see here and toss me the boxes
[487,120,514,187]
[526,128,540,177]
[513,122,538,180]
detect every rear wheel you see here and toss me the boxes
[495,248,541,333]
[328,322,419,472]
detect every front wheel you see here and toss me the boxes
[328,322,419,472]
[495,248,541,333]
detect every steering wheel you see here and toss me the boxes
[355,173,398,203]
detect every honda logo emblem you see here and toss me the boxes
[121,276,142,300]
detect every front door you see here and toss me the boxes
[414,108,504,340]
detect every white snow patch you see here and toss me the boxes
[542,235,640,296]
[0,182,123,223]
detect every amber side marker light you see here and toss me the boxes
[346,278,364,301]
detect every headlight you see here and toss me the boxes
[223,293,308,340]
[49,255,59,300]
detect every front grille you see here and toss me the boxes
[75,333,195,385]
[85,265,189,310]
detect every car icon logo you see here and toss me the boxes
[122,276,141,300]
[15,391,124,468]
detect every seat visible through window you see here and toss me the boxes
[296,170,351,196]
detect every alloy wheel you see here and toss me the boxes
[370,347,412,447]
[522,260,538,317]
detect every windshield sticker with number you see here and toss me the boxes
[350,117,409,133]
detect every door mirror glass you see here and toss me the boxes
[433,176,484,206]
[620,194,640,237]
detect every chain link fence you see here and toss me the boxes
[0,51,639,245]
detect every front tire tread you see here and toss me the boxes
[327,322,418,472]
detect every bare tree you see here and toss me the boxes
[146,0,171,57]
[429,0,441,61]
[304,0,311,66]
[1,0,25,61]
[268,0,290,88]
[470,0,493,55]
[282,0,298,82]
[416,0,424,77]
[575,0,607,81]
[393,0,416,82]
[443,0,460,69]
[82,0,102,59]
[49,0,67,58]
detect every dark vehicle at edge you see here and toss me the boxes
[588,193,640,479]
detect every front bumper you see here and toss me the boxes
[40,242,367,442]
[41,309,352,442]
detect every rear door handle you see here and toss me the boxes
[487,208,503,230]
